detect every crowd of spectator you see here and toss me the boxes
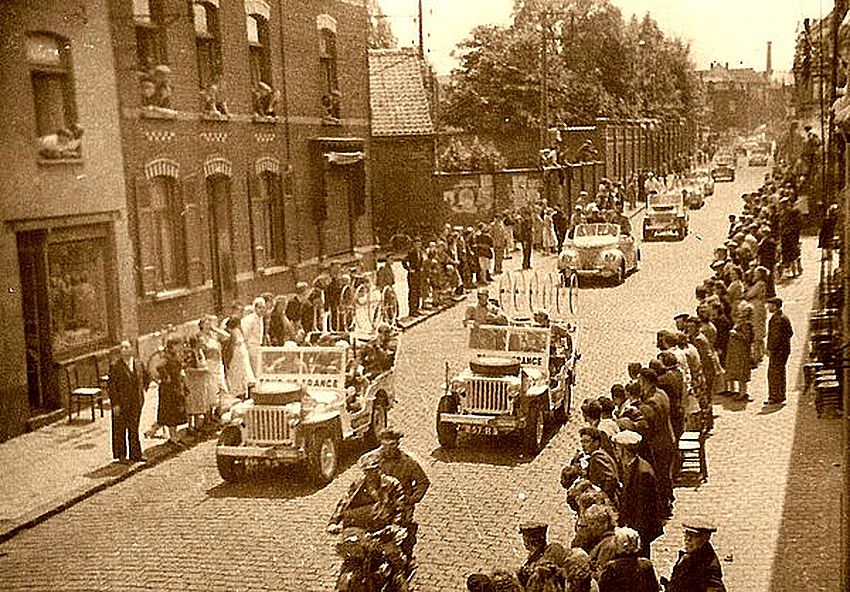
[463,161,810,592]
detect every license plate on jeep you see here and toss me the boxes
[464,425,498,436]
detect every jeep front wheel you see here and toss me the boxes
[436,395,458,448]
[308,428,340,485]
[523,402,545,455]
[216,425,246,483]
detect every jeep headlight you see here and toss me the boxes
[450,378,466,395]
[602,251,618,264]
[559,249,578,267]
[506,382,521,399]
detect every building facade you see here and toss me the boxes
[0,0,136,439]
[109,0,374,336]
[0,0,373,440]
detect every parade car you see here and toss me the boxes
[558,222,639,285]
[216,340,394,484]
[681,185,705,210]
[691,169,714,196]
[643,192,688,241]
[748,148,769,167]
[711,155,736,182]
[436,322,578,455]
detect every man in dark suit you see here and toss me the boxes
[612,430,664,559]
[108,340,148,463]
[666,520,726,592]
[402,237,423,316]
[765,297,793,405]
[515,210,534,270]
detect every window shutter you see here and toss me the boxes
[135,176,161,296]
[181,173,210,287]
[247,171,266,272]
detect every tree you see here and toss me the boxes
[367,0,397,49]
[443,0,701,133]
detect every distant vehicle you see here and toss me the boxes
[711,158,736,182]
[682,186,705,210]
[643,192,688,241]
[216,341,395,484]
[436,322,578,455]
[558,222,639,285]
[691,169,715,196]
[748,148,769,167]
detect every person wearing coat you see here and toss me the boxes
[108,340,149,462]
[598,527,660,592]
[612,430,664,559]
[766,296,794,404]
[156,337,187,445]
[666,521,726,592]
[724,304,754,401]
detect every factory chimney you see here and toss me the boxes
[766,41,773,81]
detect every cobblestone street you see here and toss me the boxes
[0,164,843,591]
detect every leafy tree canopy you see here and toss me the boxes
[442,0,702,134]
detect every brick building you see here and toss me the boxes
[110,0,374,335]
[368,47,435,242]
[0,0,374,440]
[0,0,136,439]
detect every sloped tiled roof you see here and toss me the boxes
[369,48,434,137]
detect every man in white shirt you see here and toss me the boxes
[241,296,266,376]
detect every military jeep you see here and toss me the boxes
[436,323,577,455]
[216,342,394,484]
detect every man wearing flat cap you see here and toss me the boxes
[666,520,726,592]
[766,297,793,404]
[517,522,548,587]
[611,430,664,559]
[368,427,430,560]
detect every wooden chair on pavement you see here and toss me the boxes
[65,355,108,422]
[675,430,708,485]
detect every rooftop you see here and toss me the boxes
[369,47,434,137]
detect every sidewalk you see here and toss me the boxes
[0,202,645,544]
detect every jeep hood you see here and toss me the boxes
[571,235,618,248]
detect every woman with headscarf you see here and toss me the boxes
[598,527,660,592]
[725,302,754,401]
[745,266,769,367]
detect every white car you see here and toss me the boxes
[558,222,639,285]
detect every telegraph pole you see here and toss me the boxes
[418,0,424,59]
[539,11,550,156]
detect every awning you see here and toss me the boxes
[324,151,365,166]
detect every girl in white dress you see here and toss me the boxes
[223,316,255,400]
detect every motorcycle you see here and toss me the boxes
[333,524,412,592]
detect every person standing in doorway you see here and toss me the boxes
[765,297,793,405]
[108,340,148,463]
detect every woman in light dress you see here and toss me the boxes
[182,333,209,434]
[223,315,255,400]
[542,208,557,254]
[198,314,229,418]
[744,266,769,366]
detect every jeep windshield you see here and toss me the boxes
[258,346,347,387]
[648,193,682,208]
[469,326,551,369]
[574,223,620,238]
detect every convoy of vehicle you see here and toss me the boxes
[558,222,639,285]
[711,154,736,182]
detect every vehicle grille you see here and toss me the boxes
[578,247,603,267]
[245,406,292,445]
[463,378,511,414]
[650,213,674,223]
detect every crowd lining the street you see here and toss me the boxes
[462,162,802,592]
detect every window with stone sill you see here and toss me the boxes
[318,23,340,121]
[134,0,167,72]
[137,175,188,294]
[194,2,223,95]
[28,33,83,159]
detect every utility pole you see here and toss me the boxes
[418,0,424,59]
[538,11,550,157]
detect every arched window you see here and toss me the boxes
[194,1,222,90]
[133,0,167,70]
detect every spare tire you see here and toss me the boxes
[470,357,520,377]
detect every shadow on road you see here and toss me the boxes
[204,439,373,500]
[429,428,558,467]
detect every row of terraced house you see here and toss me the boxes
[0,0,382,440]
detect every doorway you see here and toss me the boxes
[17,230,57,413]
[206,174,237,312]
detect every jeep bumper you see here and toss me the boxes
[216,444,304,461]
[439,413,523,432]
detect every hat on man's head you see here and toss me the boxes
[612,430,642,446]
[683,519,717,534]
[477,287,490,296]
[378,427,403,442]
[659,351,679,369]
[518,522,548,540]
[673,311,690,321]
[767,296,783,307]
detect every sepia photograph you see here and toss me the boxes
[0,0,847,590]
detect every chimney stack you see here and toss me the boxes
[766,41,773,79]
